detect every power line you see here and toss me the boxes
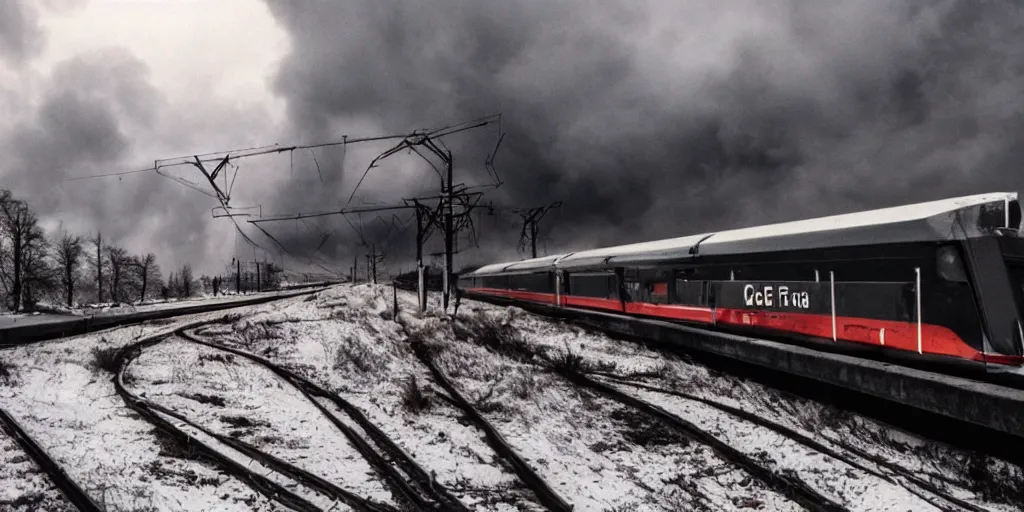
[62,167,154,182]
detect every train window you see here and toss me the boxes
[569,272,617,299]
[622,267,671,303]
[936,246,968,283]
[480,275,508,289]
[509,272,553,293]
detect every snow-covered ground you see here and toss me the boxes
[0,306,298,511]
[455,298,1024,512]
[0,421,74,511]
[125,338,397,509]
[0,283,1021,511]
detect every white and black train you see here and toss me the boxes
[458,193,1024,380]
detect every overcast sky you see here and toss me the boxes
[1,0,1023,277]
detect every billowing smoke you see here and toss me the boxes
[0,0,42,65]
[2,1,1024,280]
[1,48,229,271]
[258,0,1024,271]
[0,1,282,276]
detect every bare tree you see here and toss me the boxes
[137,253,160,303]
[91,232,104,303]
[166,271,179,298]
[55,225,85,308]
[106,245,132,303]
[22,242,56,310]
[180,263,193,298]
[0,190,47,312]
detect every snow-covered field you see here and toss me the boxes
[0,283,1021,511]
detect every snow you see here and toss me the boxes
[201,285,542,510]
[0,424,73,511]
[125,338,396,508]
[0,303,303,511]
[2,283,1022,511]
[404,314,800,511]
[454,298,1024,512]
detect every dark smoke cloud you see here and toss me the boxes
[0,0,43,65]
[1,48,235,273]
[264,1,1024,272]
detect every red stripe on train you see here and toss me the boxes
[464,288,1021,365]
[563,296,624,311]
[624,302,715,323]
[712,308,980,360]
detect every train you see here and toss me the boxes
[456,192,1024,380]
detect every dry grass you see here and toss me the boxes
[235,322,280,348]
[456,314,543,363]
[399,375,431,414]
[180,393,226,407]
[332,334,389,375]
[197,352,235,365]
[0,358,13,385]
[90,345,121,374]
[549,347,587,376]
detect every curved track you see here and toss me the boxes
[114,326,473,511]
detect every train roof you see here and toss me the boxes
[554,233,712,270]
[466,253,571,276]
[465,192,1019,276]
[698,191,1018,257]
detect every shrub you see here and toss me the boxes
[0,359,13,385]
[549,348,587,376]
[400,375,431,414]
[90,345,121,374]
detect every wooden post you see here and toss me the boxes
[393,284,399,322]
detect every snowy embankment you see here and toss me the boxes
[1,283,1022,511]
[457,298,1024,512]
[0,304,301,511]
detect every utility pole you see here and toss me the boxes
[94,232,103,303]
[353,255,358,285]
[444,153,454,310]
[415,201,426,312]
[530,221,539,259]
[514,202,563,259]
[236,258,241,294]
[255,261,261,292]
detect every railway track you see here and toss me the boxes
[562,370,847,512]
[593,374,994,512]
[114,326,473,511]
[0,408,97,512]
[451,312,1007,512]
[181,327,472,511]
[408,340,574,512]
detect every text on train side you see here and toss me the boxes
[743,284,810,309]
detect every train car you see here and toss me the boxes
[457,192,1024,379]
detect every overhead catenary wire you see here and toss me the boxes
[65,115,502,283]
